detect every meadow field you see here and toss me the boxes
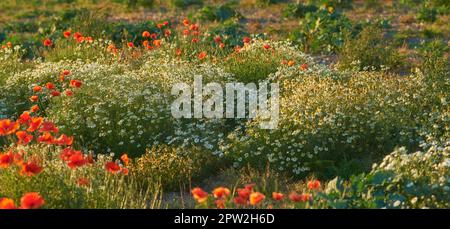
[0,0,448,209]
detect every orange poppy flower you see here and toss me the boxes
[142,31,150,38]
[27,117,43,132]
[212,187,231,199]
[33,85,42,92]
[16,131,33,145]
[0,198,16,209]
[0,119,20,136]
[121,167,129,175]
[153,40,161,47]
[219,43,225,49]
[20,192,45,209]
[85,36,94,43]
[198,51,207,60]
[30,105,39,113]
[191,187,208,203]
[0,152,13,168]
[249,192,265,205]
[272,192,284,201]
[142,40,149,47]
[37,132,54,144]
[76,36,84,43]
[307,180,321,190]
[288,60,295,67]
[63,30,71,38]
[120,154,129,166]
[20,161,43,176]
[176,48,182,56]
[30,95,39,102]
[215,199,226,209]
[43,38,52,47]
[7,42,12,48]
[189,24,199,31]
[69,79,82,88]
[105,161,121,173]
[183,19,190,26]
[183,29,190,36]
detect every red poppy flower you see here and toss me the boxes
[46,82,55,90]
[183,29,190,36]
[189,24,199,31]
[63,30,71,38]
[212,187,231,199]
[62,69,71,76]
[105,161,121,173]
[20,161,43,176]
[77,177,90,186]
[85,36,94,43]
[237,188,251,199]
[214,36,222,43]
[69,80,82,88]
[0,119,20,136]
[74,32,83,40]
[43,38,52,47]
[272,192,284,201]
[120,154,129,166]
[19,111,31,124]
[243,37,251,44]
[249,192,265,205]
[142,31,150,38]
[60,147,74,161]
[20,192,45,209]
[219,43,225,49]
[263,44,271,50]
[37,132,54,144]
[54,134,73,146]
[234,45,241,53]
[67,151,87,169]
[245,183,255,191]
[191,187,208,203]
[121,167,129,175]
[191,38,198,43]
[198,51,207,60]
[150,33,157,39]
[146,45,153,50]
[16,131,33,145]
[0,198,16,209]
[164,29,171,37]
[27,117,43,132]
[289,192,311,202]
[64,89,73,97]
[300,63,308,71]
[157,23,164,29]
[307,180,321,190]
[39,121,58,133]
[76,36,84,43]
[51,90,61,97]
[127,42,134,48]
[30,105,39,113]
[233,196,247,205]
[33,85,42,92]
[0,152,13,168]
[176,48,182,56]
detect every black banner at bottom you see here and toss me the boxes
[0,209,447,227]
